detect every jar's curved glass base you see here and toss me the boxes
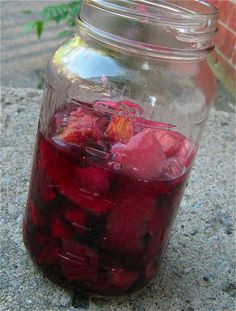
[23,225,164,297]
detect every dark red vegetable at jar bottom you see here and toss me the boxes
[23,101,193,296]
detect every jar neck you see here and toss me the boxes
[79,0,218,62]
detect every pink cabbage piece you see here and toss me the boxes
[161,138,196,179]
[112,129,166,180]
[154,129,196,178]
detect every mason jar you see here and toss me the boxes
[23,0,218,296]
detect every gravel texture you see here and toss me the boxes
[1,87,235,311]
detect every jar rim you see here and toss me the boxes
[86,0,219,24]
[79,0,219,61]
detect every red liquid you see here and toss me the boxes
[23,101,193,296]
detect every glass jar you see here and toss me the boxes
[23,0,218,296]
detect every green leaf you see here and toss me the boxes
[23,21,37,33]
[53,14,66,23]
[23,1,82,39]
[36,20,44,38]
[58,30,73,39]
[41,4,69,22]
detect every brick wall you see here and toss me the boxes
[207,0,236,94]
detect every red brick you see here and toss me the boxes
[208,0,233,23]
[228,6,236,32]
[220,1,233,24]
[215,23,235,58]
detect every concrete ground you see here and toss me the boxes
[1,1,235,112]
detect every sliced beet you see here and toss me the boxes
[75,166,110,193]
[106,268,139,291]
[40,138,76,187]
[33,234,61,264]
[58,107,105,144]
[148,179,170,196]
[59,255,97,282]
[145,211,163,259]
[60,240,98,282]
[28,198,44,227]
[31,162,56,203]
[102,190,156,255]
[51,212,73,239]
[144,195,175,260]
[63,206,88,234]
[61,184,112,215]
[62,239,97,258]
[38,244,61,265]
[81,214,106,247]
[154,129,184,158]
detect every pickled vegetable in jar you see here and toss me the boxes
[23,0,218,297]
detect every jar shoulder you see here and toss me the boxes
[50,36,215,92]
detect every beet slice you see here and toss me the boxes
[33,234,61,264]
[40,137,111,214]
[51,212,73,239]
[154,129,184,158]
[63,206,88,234]
[75,166,110,193]
[106,268,139,291]
[38,244,61,265]
[102,190,156,255]
[40,138,76,187]
[31,158,56,204]
[59,240,98,282]
[28,198,44,227]
[61,184,112,215]
[58,107,105,144]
